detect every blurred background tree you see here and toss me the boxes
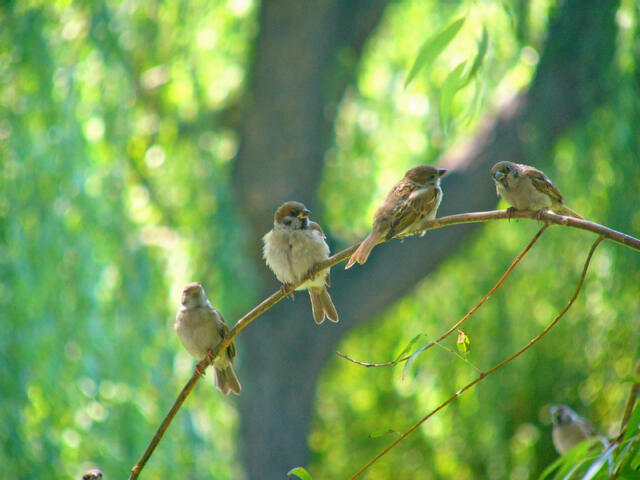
[1,0,638,479]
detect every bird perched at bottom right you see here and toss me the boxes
[82,470,103,480]
[550,404,605,455]
[345,165,447,269]
[491,161,583,218]
[175,282,241,395]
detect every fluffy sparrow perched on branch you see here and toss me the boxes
[82,470,103,480]
[263,201,339,324]
[345,165,448,269]
[550,404,604,455]
[175,283,241,395]
[491,161,583,218]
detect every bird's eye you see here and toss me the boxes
[429,175,435,180]
[503,165,511,173]
[290,210,298,217]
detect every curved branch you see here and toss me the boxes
[348,235,606,479]
[128,212,637,479]
[415,210,639,251]
[337,224,550,368]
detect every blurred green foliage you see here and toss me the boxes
[1,0,638,479]
[315,0,640,478]
[1,1,257,478]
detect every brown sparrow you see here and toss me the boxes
[550,405,605,455]
[262,201,339,324]
[175,283,241,395]
[491,161,583,218]
[82,470,103,480]
[345,165,447,269]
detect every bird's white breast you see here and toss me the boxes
[500,176,552,210]
[263,226,329,288]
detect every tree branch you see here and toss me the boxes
[348,235,605,480]
[128,212,637,479]
[336,223,549,368]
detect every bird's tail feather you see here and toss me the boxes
[309,287,339,324]
[553,204,583,219]
[345,232,379,269]
[215,365,241,395]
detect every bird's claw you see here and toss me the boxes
[205,349,215,363]
[280,283,295,300]
[194,363,206,376]
[305,265,319,280]
[506,207,517,222]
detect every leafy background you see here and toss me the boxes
[1,0,639,479]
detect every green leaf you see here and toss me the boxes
[539,438,600,480]
[405,17,466,88]
[539,455,564,479]
[460,26,489,88]
[613,439,636,474]
[624,403,640,443]
[582,443,615,480]
[395,333,425,362]
[287,467,313,480]
[456,330,470,353]
[402,341,434,380]
[440,60,467,130]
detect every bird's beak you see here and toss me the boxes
[298,209,311,219]
[437,168,448,177]
[493,171,506,181]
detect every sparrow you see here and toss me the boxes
[262,201,339,324]
[550,404,605,455]
[345,165,448,269]
[175,283,241,395]
[82,470,103,480]
[491,161,583,218]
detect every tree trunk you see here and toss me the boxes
[232,0,618,477]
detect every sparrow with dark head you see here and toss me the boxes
[263,201,338,324]
[550,404,605,455]
[175,283,241,395]
[491,161,583,218]
[345,165,447,269]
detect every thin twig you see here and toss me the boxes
[129,209,637,479]
[348,236,605,480]
[337,224,549,368]
[609,359,640,479]
[619,359,640,436]
[612,359,640,449]
[432,340,483,374]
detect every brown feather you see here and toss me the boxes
[308,287,339,324]
[522,166,564,203]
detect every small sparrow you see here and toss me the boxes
[82,470,103,480]
[345,165,447,269]
[491,161,583,218]
[175,283,241,395]
[263,201,338,324]
[550,404,604,455]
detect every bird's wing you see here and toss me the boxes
[308,221,325,238]
[387,186,439,238]
[215,311,236,360]
[309,220,331,285]
[523,166,564,203]
[576,417,598,438]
